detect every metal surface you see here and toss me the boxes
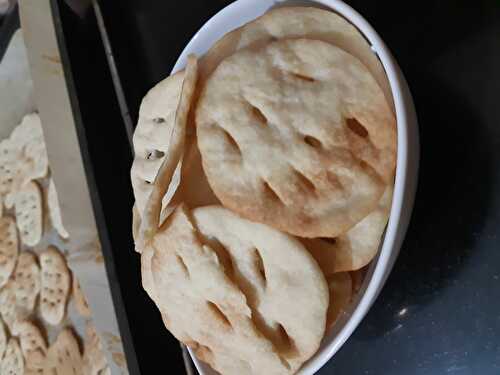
[78,0,500,374]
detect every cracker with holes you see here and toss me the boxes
[0,338,24,375]
[0,281,25,331]
[200,7,393,108]
[47,179,69,239]
[196,39,396,238]
[132,56,220,253]
[39,246,71,326]
[13,251,41,312]
[82,323,108,375]
[147,204,328,373]
[12,320,47,368]
[45,328,83,375]
[325,273,352,330]
[14,181,43,247]
[9,113,49,182]
[131,70,185,217]
[0,139,23,198]
[72,275,91,318]
[140,56,198,246]
[146,205,291,374]
[0,216,18,288]
[304,187,393,274]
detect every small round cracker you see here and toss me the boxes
[72,275,91,318]
[0,216,19,288]
[39,246,71,326]
[45,328,83,375]
[47,179,69,240]
[0,281,25,331]
[9,113,49,182]
[14,181,43,247]
[11,320,47,361]
[0,338,24,375]
[147,205,293,374]
[326,272,352,331]
[304,187,393,274]
[13,251,41,312]
[197,39,395,237]
[0,139,23,197]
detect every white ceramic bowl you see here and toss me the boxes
[172,1,419,373]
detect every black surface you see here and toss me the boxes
[0,3,19,61]
[52,1,185,374]
[83,0,500,374]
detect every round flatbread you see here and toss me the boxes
[146,204,328,373]
[197,39,395,237]
[139,55,198,246]
[200,6,394,109]
[130,71,185,217]
[304,187,393,274]
[192,205,329,370]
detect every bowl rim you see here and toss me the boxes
[172,1,420,373]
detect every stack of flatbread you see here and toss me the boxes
[131,7,396,375]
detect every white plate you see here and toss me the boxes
[172,0,419,373]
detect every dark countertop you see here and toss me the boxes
[323,2,500,374]
[58,0,500,373]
